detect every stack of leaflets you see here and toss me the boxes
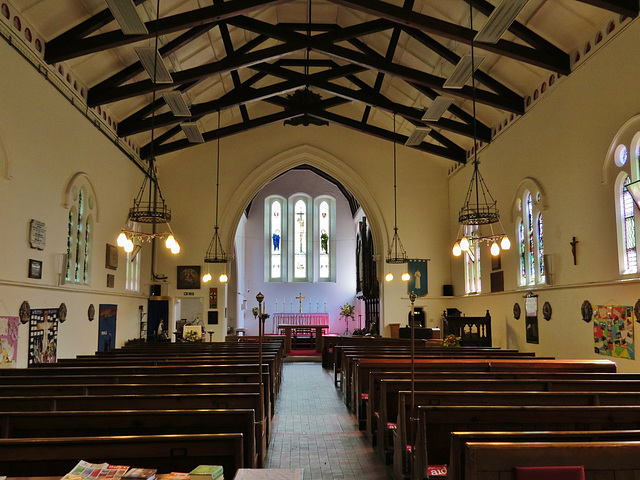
[156,473,190,480]
[61,461,130,480]
[189,465,223,480]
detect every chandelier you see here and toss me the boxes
[451,8,510,258]
[116,0,180,256]
[203,110,229,283]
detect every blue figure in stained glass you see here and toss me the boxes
[272,229,280,251]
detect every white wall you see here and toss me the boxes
[447,18,640,372]
[0,40,150,366]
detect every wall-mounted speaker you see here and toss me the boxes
[442,284,454,296]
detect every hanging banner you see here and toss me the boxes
[407,259,429,297]
[593,305,634,360]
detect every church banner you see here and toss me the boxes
[0,316,19,366]
[407,259,428,297]
[28,308,59,365]
[593,305,634,360]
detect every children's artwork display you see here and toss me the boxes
[28,308,59,365]
[593,305,635,360]
[0,316,19,365]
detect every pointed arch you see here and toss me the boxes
[63,172,101,223]
[221,145,388,274]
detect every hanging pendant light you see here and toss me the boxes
[116,0,180,255]
[204,109,229,283]
[451,6,509,257]
[386,113,408,265]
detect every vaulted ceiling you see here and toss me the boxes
[14,0,638,164]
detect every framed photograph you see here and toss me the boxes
[105,243,118,270]
[28,259,42,279]
[209,287,218,309]
[177,266,201,290]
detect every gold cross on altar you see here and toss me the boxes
[296,293,305,313]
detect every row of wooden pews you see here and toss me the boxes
[325,335,640,480]
[0,339,284,478]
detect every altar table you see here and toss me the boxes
[271,313,329,333]
[278,324,329,354]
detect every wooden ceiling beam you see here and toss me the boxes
[45,0,293,63]
[326,0,570,74]
[88,42,304,106]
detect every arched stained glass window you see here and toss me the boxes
[537,213,545,283]
[622,176,638,274]
[65,184,94,285]
[515,186,546,287]
[518,220,526,286]
[526,193,535,285]
[319,200,330,279]
[293,199,307,279]
[264,193,335,283]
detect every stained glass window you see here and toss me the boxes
[271,199,282,279]
[319,200,330,279]
[622,176,638,274]
[294,199,307,279]
[518,220,526,286]
[65,185,93,285]
[526,193,535,285]
[537,214,545,283]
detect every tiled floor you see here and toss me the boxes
[267,362,393,479]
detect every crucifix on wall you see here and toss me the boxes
[570,236,579,265]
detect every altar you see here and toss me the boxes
[271,313,330,333]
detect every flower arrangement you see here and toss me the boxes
[260,313,270,321]
[182,329,202,343]
[443,333,461,347]
[340,303,355,317]
[252,307,259,318]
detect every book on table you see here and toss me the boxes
[122,468,157,480]
[189,464,224,480]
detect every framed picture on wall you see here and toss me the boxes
[28,259,42,279]
[177,266,201,290]
[208,311,219,325]
[209,288,218,309]
[105,243,118,270]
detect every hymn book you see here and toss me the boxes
[189,465,223,480]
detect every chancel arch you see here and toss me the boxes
[222,145,387,334]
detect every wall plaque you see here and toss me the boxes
[29,219,46,250]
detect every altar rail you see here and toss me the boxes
[271,313,330,334]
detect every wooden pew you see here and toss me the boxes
[349,358,615,422]
[0,364,277,421]
[462,441,640,480]
[448,430,640,480]
[405,405,640,480]
[0,409,257,469]
[390,389,640,469]
[374,375,640,453]
[0,392,267,467]
[0,433,244,477]
[364,370,640,441]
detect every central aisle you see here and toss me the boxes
[267,362,393,479]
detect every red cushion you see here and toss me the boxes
[515,466,585,480]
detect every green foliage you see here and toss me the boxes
[340,303,355,317]
[443,333,461,347]
[182,330,202,342]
